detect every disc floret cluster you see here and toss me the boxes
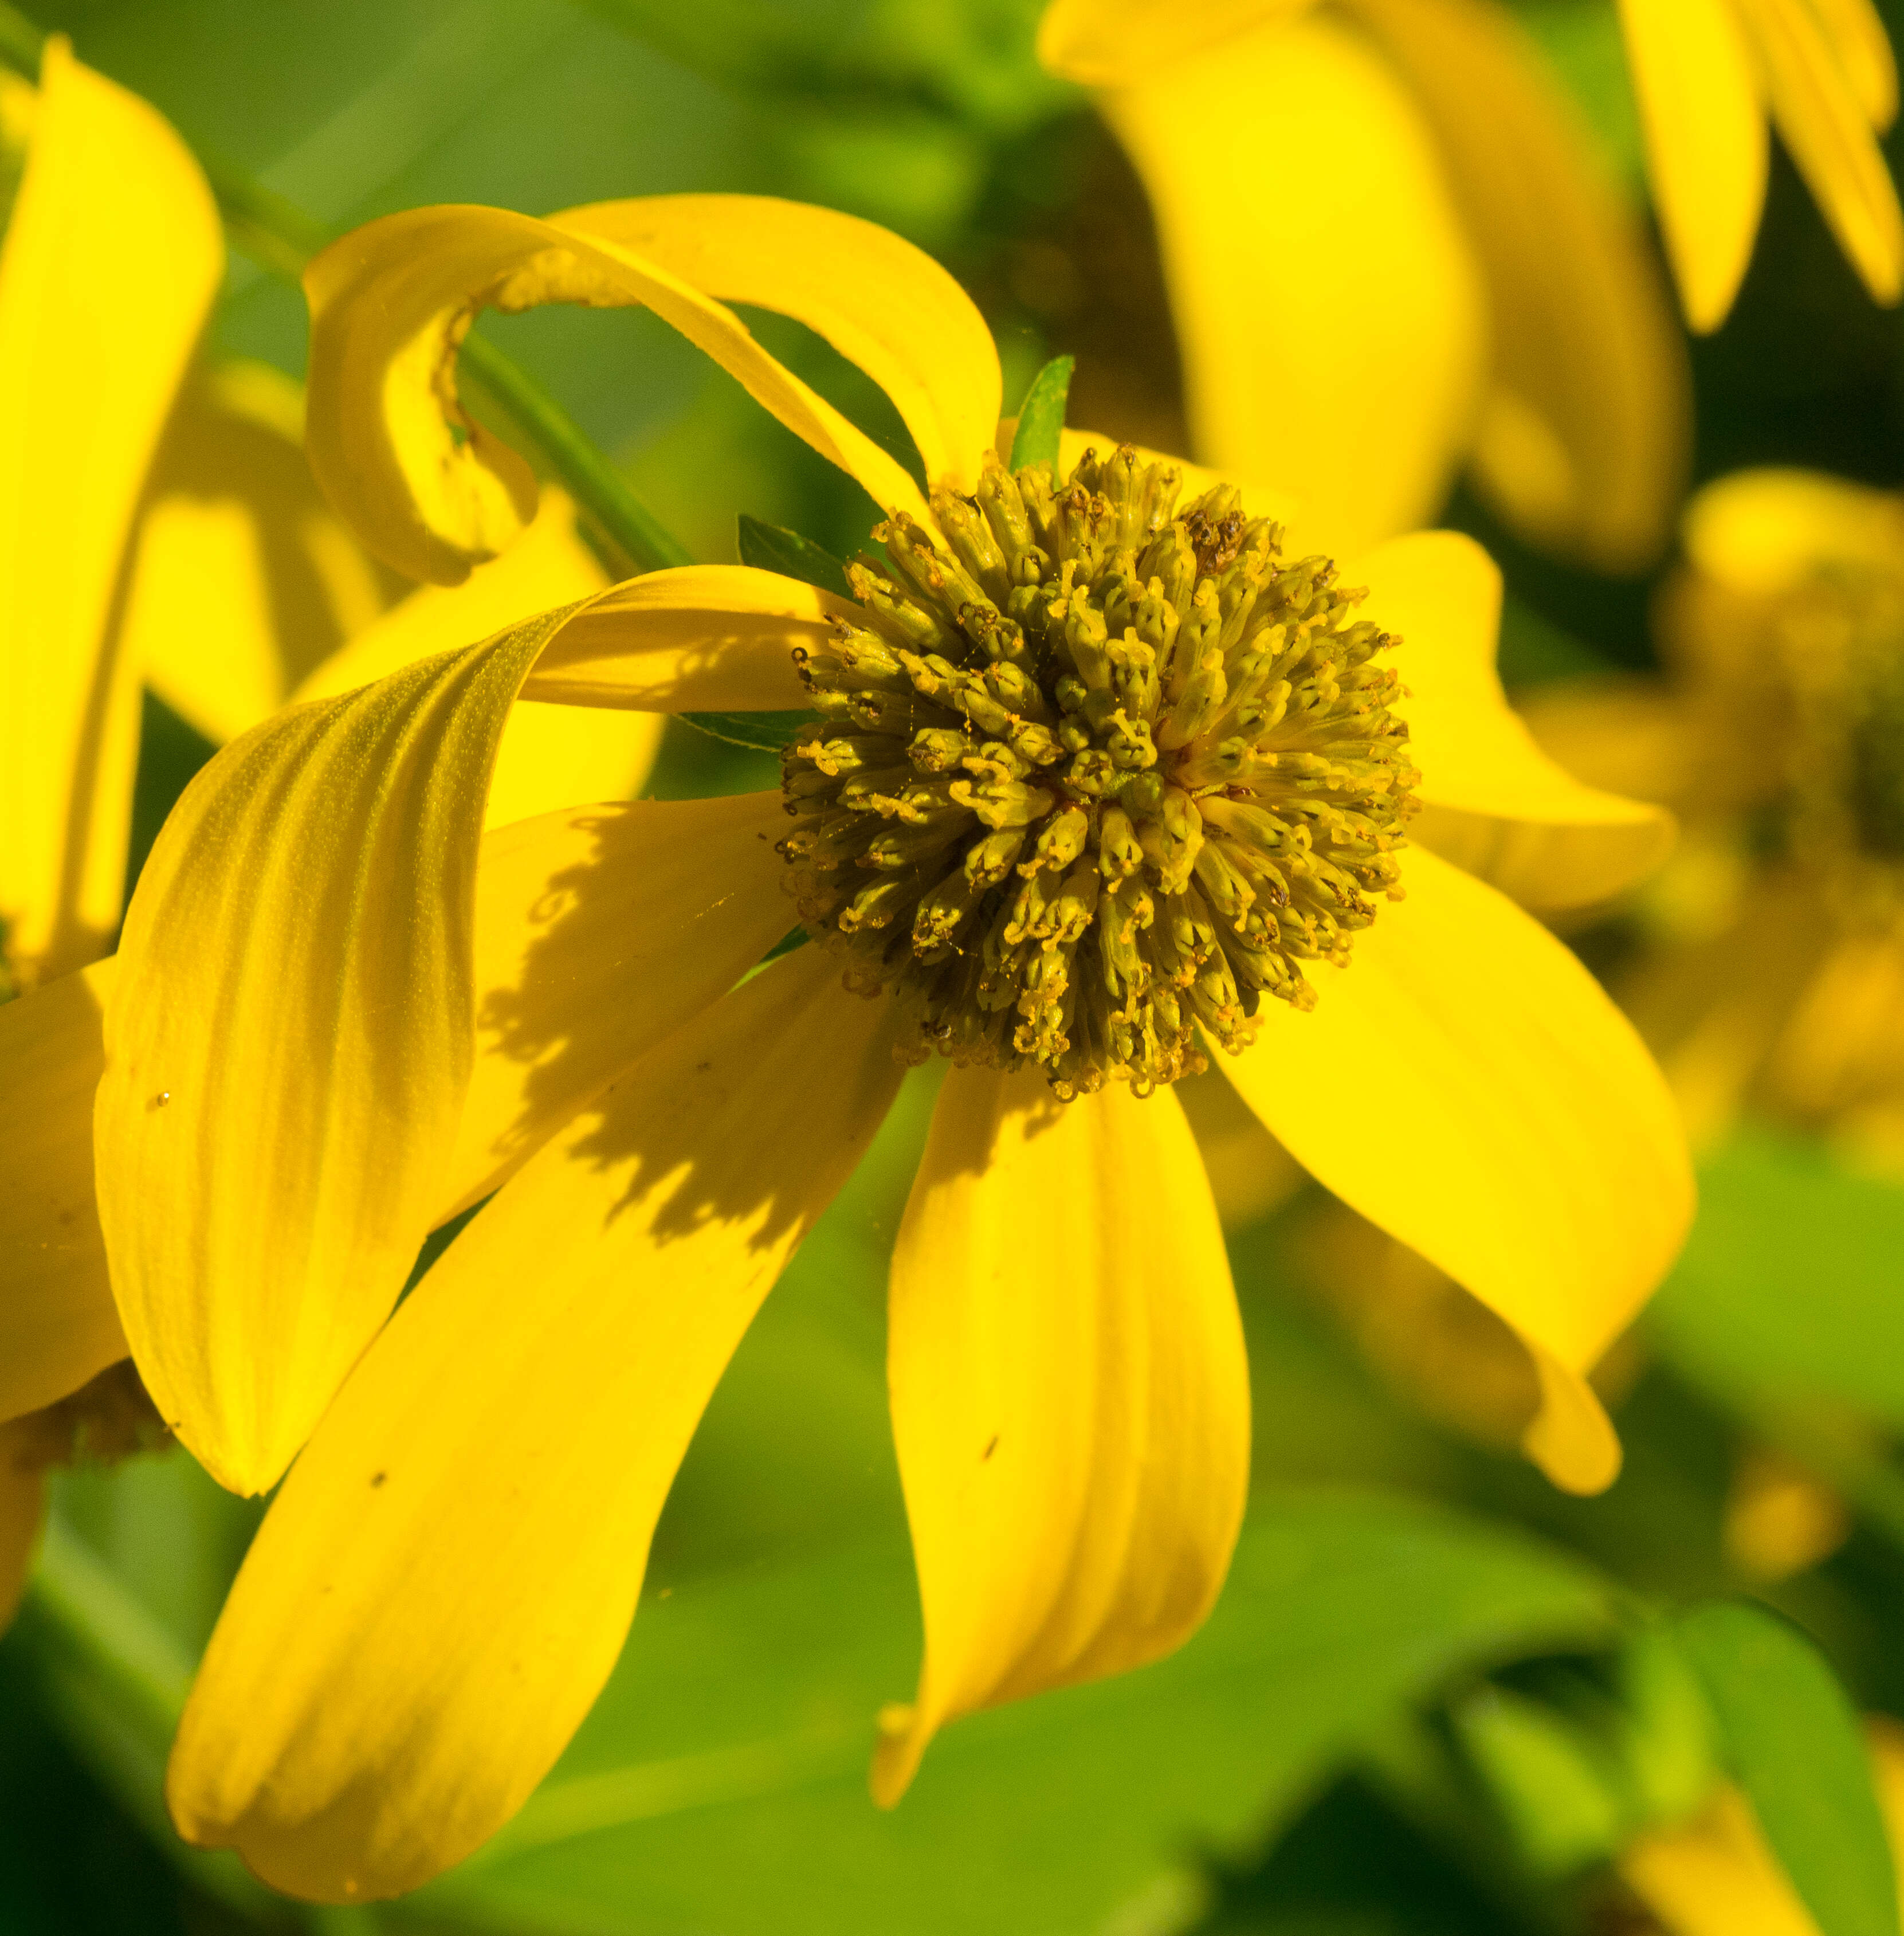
[778,445,1420,1097]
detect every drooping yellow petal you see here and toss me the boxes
[1740,0,1904,307]
[1036,0,1314,84]
[0,959,126,1426]
[1100,14,1489,554]
[1349,0,1690,570]
[1220,846,1693,1494]
[167,950,902,1903]
[128,361,399,747]
[95,608,578,1496]
[1364,530,1674,909]
[290,487,660,828]
[872,1065,1249,1804]
[0,40,222,986]
[559,197,1000,493]
[442,790,796,1216]
[1616,0,1768,331]
[304,202,933,586]
[0,1420,44,1632]
[1681,467,1904,594]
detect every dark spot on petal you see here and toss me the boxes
[982,1435,999,1461]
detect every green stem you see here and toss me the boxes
[0,0,689,576]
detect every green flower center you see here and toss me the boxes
[778,445,1419,1098]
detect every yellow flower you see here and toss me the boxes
[0,41,657,1616]
[1528,468,1904,1169]
[1622,1718,1904,1935]
[5,191,1690,1900]
[1035,0,1694,566]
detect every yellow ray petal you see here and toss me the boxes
[1364,531,1674,909]
[559,197,1000,493]
[1616,0,1768,331]
[304,202,932,586]
[1100,14,1487,555]
[1811,0,1899,128]
[517,563,841,712]
[0,40,222,986]
[1349,0,1689,570]
[872,1065,1249,1804]
[1220,846,1692,1494]
[1036,0,1314,84]
[0,959,126,1426]
[95,607,577,1496]
[167,950,901,1903]
[289,486,659,828]
[1682,466,1904,594]
[1623,1784,1829,1936]
[443,790,796,1215]
[1740,0,1904,307]
[130,362,400,747]
[0,1420,44,1632]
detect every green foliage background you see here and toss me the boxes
[9,1,1904,1933]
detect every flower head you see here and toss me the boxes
[0,189,1695,1900]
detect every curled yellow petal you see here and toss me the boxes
[289,486,660,828]
[1351,0,1690,569]
[1100,14,1488,555]
[1036,0,1313,84]
[1221,847,1693,1494]
[1365,530,1674,908]
[0,39,222,985]
[95,608,577,1496]
[129,361,399,747]
[1617,0,1768,331]
[167,951,902,1902]
[0,959,126,1426]
[304,201,933,586]
[559,195,1000,493]
[873,1065,1249,1803]
[1740,0,1904,308]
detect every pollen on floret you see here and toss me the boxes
[776,444,1419,1098]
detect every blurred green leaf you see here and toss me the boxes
[1008,353,1074,475]
[736,514,853,598]
[1675,1600,1899,1936]
[678,710,819,752]
[1450,1684,1627,1876]
[421,1493,1616,1935]
[1648,1130,1904,1425]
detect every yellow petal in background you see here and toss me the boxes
[1363,530,1674,908]
[1100,14,1488,555]
[1349,0,1690,570]
[1036,0,1314,85]
[0,40,221,986]
[95,609,575,1498]
[1616,0,1768,331]
[167,950,902,1903]
[0,959,126,1426]
[129,361,399,747]
[443,790,796,1215]
[1222,846,1693,1494]
[1681,466,1904,595]
[558,196,1001,492]
[1811,0,1899,128]
[873,1066,1249,1804]
[290,487,659,828]
[304,201,931,586]
[1738,0,1904,308]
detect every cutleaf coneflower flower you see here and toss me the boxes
[4,192,1691,1900]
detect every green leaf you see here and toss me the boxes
[736,514,854,599]
[419,1492,1616,1935]
[678,710,819,753]
[1649,1130,1904,1424]
[1675,1600,1899,1936]
[1008,354,1075,476]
